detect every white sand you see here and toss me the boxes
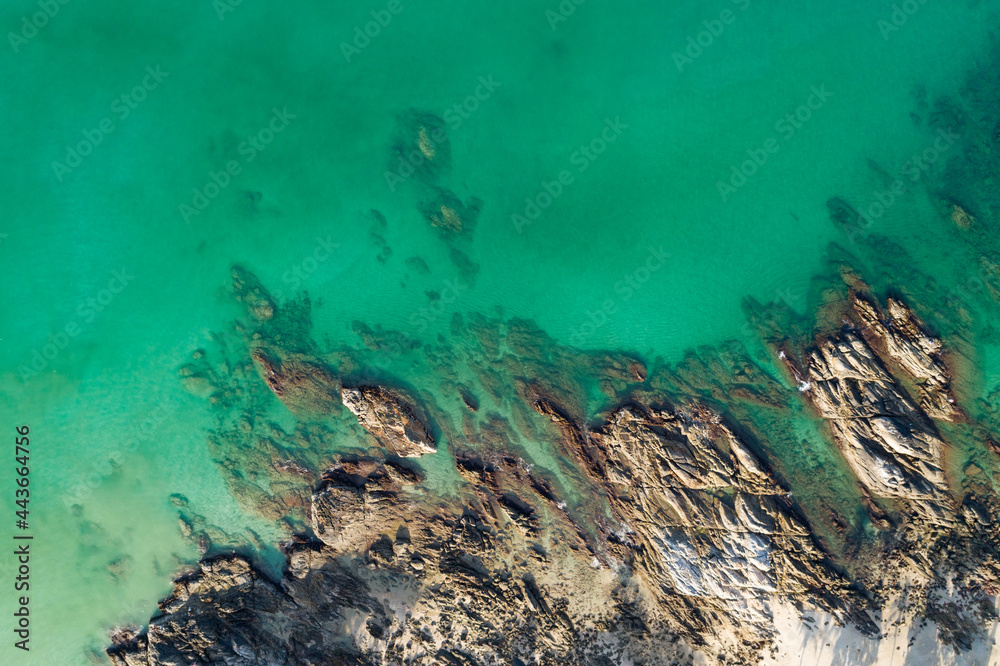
[763,597,1000,666]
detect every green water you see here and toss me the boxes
[3,0,1000,662]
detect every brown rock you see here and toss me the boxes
[804,331,954,528]
[851,293,960,421]
[341,385,436,457]
[251,349,340,414]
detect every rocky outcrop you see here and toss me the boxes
[803,332,954,526]
[793,298,956,531]
[341,386,437,457]
[109,394,883,666]
[311,458,422,553]
[850,293,960,421]
[107,554,374,666]
[545,400,874,644]
[131,256,1000,664]
[110,458,687,666]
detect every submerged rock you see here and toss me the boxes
[232,264,276,321]
[950,203,975,229]
[251,349,341,414]
[418,187,483,234]
[392,110,451,179]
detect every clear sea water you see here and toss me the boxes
[2,0,999,662]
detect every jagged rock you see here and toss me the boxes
[312,459,421,553]
[107,555,371,666]
[341,386,436,457]
[110,459,684,666]
[140,252,1000,665]
[851,293,960,421]
[586,403,873,639]
[802,331,954,528]
[526,388,876,650]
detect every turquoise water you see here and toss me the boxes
[2,0,1000,662]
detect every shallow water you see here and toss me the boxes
[3,0,1000,662]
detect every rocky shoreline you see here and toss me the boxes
[108,256,1000,664]
[107,58,1000,664]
